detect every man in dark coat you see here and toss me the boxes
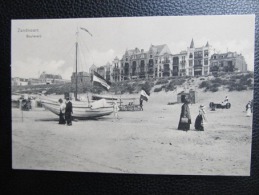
[65,97,73,126]
[139,98,143,111]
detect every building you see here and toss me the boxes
[172,39,211,76]
[88,39,247,82]
[39,72,62,84]
[71,71,91,86]
[210,52,247,74]
[12,77,29,86]
[119,44,173,80]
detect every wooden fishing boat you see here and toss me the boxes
[40,28,113,119]
[41,96,113,119]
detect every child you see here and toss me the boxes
[113,101,119,119]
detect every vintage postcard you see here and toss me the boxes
[12,15,254,175]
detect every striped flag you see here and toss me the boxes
[140,89,149,102]
[93,72,111,91]
[80,27,93,37]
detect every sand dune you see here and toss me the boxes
[12,89,253,175]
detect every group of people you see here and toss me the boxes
[178,95,253,131]
[177,96,207,131]
[58,97,73,126]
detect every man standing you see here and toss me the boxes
[139,98,143,111]
[65,97,73,126]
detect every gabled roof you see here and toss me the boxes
[149,44,172,55]
[89,64,97,69]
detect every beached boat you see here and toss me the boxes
[40,28,113,119]
[41,96,113,119]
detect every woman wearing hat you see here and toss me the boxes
[58,98,66,124]
[195,105,207,131]
[177,97,192,131]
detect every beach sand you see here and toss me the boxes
[12,89,253,175]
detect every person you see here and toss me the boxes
[224,96,229,103]
[177,97,191,131]
[195,105,207,131]
[65,97,73,126]
[251,99,254,113]
[113,101,119,119]
[139,98,143,111]
[246,101,252,117]
[58,98,66,124]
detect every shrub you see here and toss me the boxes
[210,86,219,92]
[154,87,163,92]
[155,79,168,85]
[199,81,210,89]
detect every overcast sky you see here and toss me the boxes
[12,15,255,80]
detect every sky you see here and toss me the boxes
[11,15,255,80]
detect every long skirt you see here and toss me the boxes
[246,108,252,117]
[195,115,204,131]
[65,112,72,125]
[177,117,190,131]
[59,111,66,124]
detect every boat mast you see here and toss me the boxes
[75,28,79,101]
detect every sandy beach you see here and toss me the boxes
[12,89,253,176]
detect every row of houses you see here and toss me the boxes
[86,39,247,83]
[12,72,70,86]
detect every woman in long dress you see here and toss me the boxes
[58,98,66,124]
[195,105,207,131]
[177,98,191,131]
[246,101,252,117]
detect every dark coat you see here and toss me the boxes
[65,101,73,114]
[178,103,191,131]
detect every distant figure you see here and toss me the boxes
[251,99,254,113]
[246,101,252,117]
[195,105,207,131]
[113,101,119,119]
[65,97,73,126]
[224,96,229,103]
[139,98,143,111]
[177,97,191,131]
[58,98,66,124]
[224,96,231,105]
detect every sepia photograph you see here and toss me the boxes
[11,15,254,176]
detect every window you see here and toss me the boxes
[150,55,152,58]
[189,60,193,66]
[189,69,192,76]
[204,59,208,65]
[189,53,193,58]
[126,58,128,61]
[204,50,208,57]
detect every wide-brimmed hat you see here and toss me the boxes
[200,104,205,108]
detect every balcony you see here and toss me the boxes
[162,60,170,63]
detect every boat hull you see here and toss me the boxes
[40,98,113,119]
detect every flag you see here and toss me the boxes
[140,89,149,102]
[93,72,111,91]
[80,27,93,36]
